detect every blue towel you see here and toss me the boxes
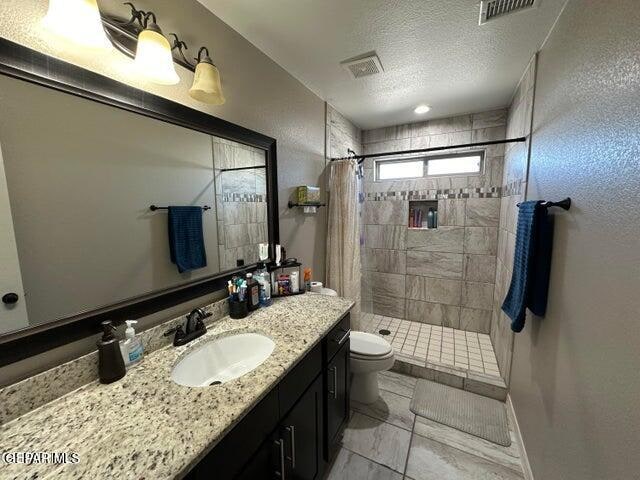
[168,206,207,273]
[501,201,554,332]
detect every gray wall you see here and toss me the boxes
[360,112,506,334]
[490,57,537,383]
[509,1,640,478]
[0,0,327,382]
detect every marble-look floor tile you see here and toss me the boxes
[378,370,418,399]
[341,412,411,473]
[405,434,524,480]
[413,416,523,474]
[351,389,415,431]
[326,448,403,480]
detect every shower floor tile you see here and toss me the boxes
[361,313,501,377]
[360,312,507,400]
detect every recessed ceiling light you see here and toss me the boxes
[414,105,431,114]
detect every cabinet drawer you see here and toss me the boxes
[278,343,322,417]
[324,313,350,363]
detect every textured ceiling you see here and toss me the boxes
[197,0,566,129]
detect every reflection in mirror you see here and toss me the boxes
[0,74,268,336]
[213,139,268,271]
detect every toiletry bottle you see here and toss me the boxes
[427,208,435,228]
[97,321,126,384]
[304,268,312,291]
[290,271,300,293]
[246,273,260,311]
[122,320,144,368]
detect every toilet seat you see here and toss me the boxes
[350,331,392,358]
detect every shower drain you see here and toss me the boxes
[379,329,391,336]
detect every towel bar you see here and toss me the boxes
[150,205,211,211]
[517,198,571,211]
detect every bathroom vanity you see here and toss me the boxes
[0,295,353,479]
[188,312,351,480]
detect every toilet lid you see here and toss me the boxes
[350,331,393,357]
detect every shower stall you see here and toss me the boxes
[327,106,524,398]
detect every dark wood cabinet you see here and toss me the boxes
[325,339,350,461]
[279,375,323,480]
[187,312,350,480]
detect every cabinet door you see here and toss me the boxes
[235,434,282,480]
[279,375,323,480]
[325,339,350,461]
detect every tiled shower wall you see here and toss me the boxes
[213,138,268,271]
[326,104,362,158]
[360,111,507,334]
[490,56,537,383]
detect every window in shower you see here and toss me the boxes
[376,151,484,180]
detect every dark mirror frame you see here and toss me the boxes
[0,38,279,366]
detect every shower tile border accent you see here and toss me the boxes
[367,187,502,201]
[222,193,266,202]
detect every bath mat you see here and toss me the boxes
[410,379,511,446]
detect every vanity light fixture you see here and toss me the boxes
[43,0,111,48]
[134,12,180,85]
[189,47,225,105]
[414,104,431,114]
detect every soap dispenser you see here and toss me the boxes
[121,320,144,368]
[97,321,126,384]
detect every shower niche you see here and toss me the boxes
[408,200,438,229]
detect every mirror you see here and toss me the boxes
[0,73,270,336]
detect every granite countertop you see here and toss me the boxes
[0,295,353,480]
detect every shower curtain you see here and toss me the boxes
[326,158,362,329]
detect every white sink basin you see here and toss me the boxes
[171,333,275,387]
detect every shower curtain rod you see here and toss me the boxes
[331,137,527,163]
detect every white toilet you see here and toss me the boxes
[349,331,395,404]
[310,286,395,404]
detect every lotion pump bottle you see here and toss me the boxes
[121,320,144,368]
[98,321,126,384]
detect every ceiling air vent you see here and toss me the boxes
[479,0,538,25]
[341,52,384,79]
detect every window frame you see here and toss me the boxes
[374,150,485,181]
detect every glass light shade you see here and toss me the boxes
[42,0,111,49]
[135,29,180,85]
[189,62,225,105]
